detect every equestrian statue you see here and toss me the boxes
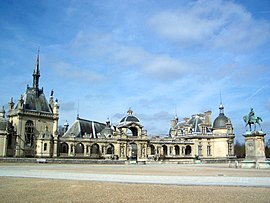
[243,108,263,132]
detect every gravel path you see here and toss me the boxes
[0,163,270,187]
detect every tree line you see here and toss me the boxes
[234,139,270,158]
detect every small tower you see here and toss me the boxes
[63,120,69,133]
[0,106,5,118]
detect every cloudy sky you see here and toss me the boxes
[1,0,270,142]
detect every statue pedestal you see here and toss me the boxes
[241,131,270,168]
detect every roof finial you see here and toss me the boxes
[127,107,133,115]
[219,90,224,114]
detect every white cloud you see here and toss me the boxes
[53,61,105,82]
[149,0,270,51]
[69,31,193,81]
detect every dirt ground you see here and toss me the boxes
[0,163,270,202]
[0,177,269,203]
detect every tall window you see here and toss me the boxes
[198,144,202,156]
[91,144,100,155]
[25,120,34,147]
[207,145,211,156]
[150,145,155,155]
[175,145,180,155]
[44,143,47,151]
[106,144,114,154]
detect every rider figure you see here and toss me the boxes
[249,108,254,122]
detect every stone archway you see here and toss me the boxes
[90,143,100,158]
[75,143,84,155]
[127,127,138,136]
[130,143,137,160]
[185,145,192,155]
[106,144,114,155]
[162,145,168,156]
[60,142,69,154]
[150,145,155,155]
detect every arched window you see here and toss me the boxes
[185,145,192,155]
[127,127,138,136]
[44,143,47,151]
[60,143,69,154]
[162,145,168,156]
[106,144,114,154]
[175,145,180,155]
[25,120,34,147]
[91,144,100,155]
[75,143,84,154]
[150,145,155,155]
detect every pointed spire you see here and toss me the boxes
[32,48,40,90]
[219,92,224,115]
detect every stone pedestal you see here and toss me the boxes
[241,131,270,168]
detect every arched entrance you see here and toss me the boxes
[60,143,69,154]
[185,145,192,155]
[90,143,100,158]
[130,143,137,160]
[75,143,84,155]
[150,145,155,155]
[162,145,168,156]
[106,144,114,155]
[127,127,138,136]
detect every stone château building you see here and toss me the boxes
[0,54,235,163]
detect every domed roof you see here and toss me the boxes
[120,108,140,123]
[213,104,229,129]
[213,114,228,129]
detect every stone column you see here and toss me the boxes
[53,137,58,157]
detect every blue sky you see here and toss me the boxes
[1,0,270,142]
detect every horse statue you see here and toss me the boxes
[243,108,263,131]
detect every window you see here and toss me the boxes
[44,143,47,151]
[175,145,180,155]
[198,145,202,156]
[162,145,168,155]
[91,144,100,155]
[25,120,34,147]
[185,145,192,155]
[60,143,68,154]
[207,145,211,156]
[106,144,114,154]
[150,145,155,155]
[75,143,84,154]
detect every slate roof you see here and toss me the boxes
[213,113,229,129]
[62,118,106,138]
[15,87,52,113]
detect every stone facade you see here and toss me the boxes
[0,54,235,163]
